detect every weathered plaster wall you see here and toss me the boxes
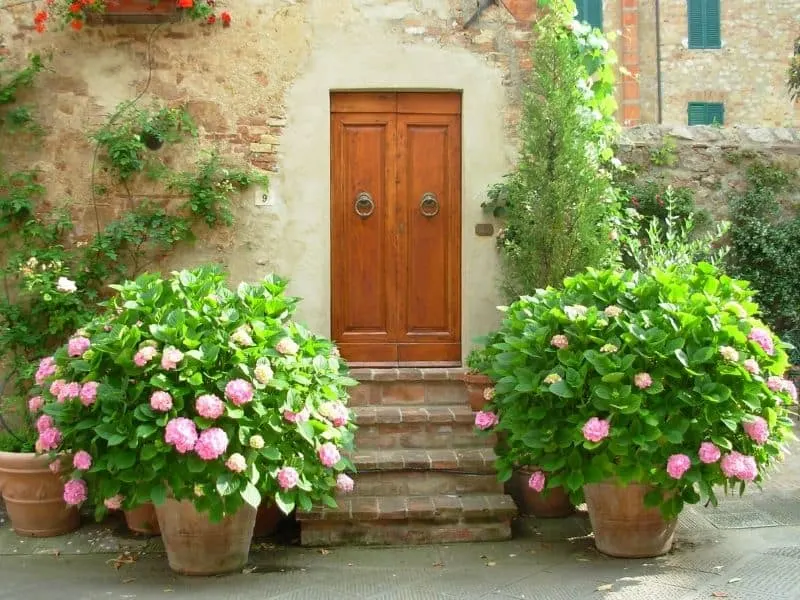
[618,125,800,219]
[0,0,533,358]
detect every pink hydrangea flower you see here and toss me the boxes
[720,451,758,481]
[49,379,66,397]
[743,416,769,445]
[49,460,61,474]
[633,372,652,390]
[748,328,775,355]
[67,336,91,358]
[528,470,546,493]
[336,473,354,493]
[73,450,92,470]
[767,376,784,392]
[35,357,57,385]
[254,362,273,384]
[196,394,225,419]
[781,379,797,403]
[550,334,569,349]
[36,414,54,434]
[63,479,87,505]
[284,408,311,424]
[225,453,247,473]
[164,417,198,454]
[133,345,158,367]
[38,427,61,451]
[276,337,299,355]
[737,455,758,482]
[698,441,721,464]
[666,454,692,479]
[104,495,123,511]
[277,466,299,490]
[483,387,495,401]
[150,390,173,412]
[743,359,760,375]
[319,401,348,427]
[57,382,81,403]
[194,427,229,461]
[318,443,341,468]
[224,379,254,406]
[79,382,99,407]
[161,346,184,370]
[230,327,255,347]
[474,410,499,430]
[28,396,44,413]
[582,417,610,442]
[719,346,739,362]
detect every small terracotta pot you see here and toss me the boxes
[463,372,492,411]
[0,451,80,537]
[253,502,283,538]
[583,481,677,558]
[155,497,257,576]
[124,503,160,536]
[510,468,574,518]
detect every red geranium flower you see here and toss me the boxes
[69,1,81,12]
[70,18,83,29]
[35,22,46,32]
[176,0,192,7]
[34,9,48,22]
[220,10,230,26]
[206,14,216,24]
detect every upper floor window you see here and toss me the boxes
[575,0,602,30]
[688,102,724,125]
[688,0,721,49]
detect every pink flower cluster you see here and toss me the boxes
[196,394,225,419]
[743,416,769,445]
[164,417,198,453]
[37,426,62,451]
[150,391,173,412]
[550,334,569,349]
[474,410,498,430]
[721,451,758,482]
[698,441,721,464]
[36,414,53,433]
[319,401,348,427]
[67,336,91,358]
[528,470,546,493]
[225,453,247,473]
[743,359,760,375]
[276,337,299,355]
[28,395,44,413]
[79,382,98,407]
[284,407,311,423]
[336,473,354,493]
[318,443,341,468]
[748,328,775,355]
[133,345,158,367]
[224,379,253,406]
[161,346,184,370]
[73,450,92,470]
[582,417,610,442]
[34,356,56,385]
[633,372,652,390]
[666,454,691,479]
[63,479,87,505]
[194,428,229,461]
[57,382,81,403]
[277,466,299,490]
[104,495,124,510]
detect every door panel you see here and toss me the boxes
[331,92,461,367]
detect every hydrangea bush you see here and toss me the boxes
[483,263,796,519]
[30,266,357,521]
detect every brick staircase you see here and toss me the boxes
[298,368,517,546]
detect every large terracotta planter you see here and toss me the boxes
[253,502,282,538]
[155,498,257,575]
[463,372,492,411]
[511,468,574,518]
[0,451,80,537]
[124,503,160,536]
[583,481,677,558]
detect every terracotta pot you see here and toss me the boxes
[0,451,80,537]
[124,503,160,536]
[511,468,574,518]
[583,481,677,558]
[253,502,283,538]
[155,498,257,575]
[463,372,492,411]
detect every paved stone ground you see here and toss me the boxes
[2,448,799,600]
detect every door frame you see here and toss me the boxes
[329,90,463,368]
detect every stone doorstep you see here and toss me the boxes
[297,493,517,522]
[348,380,468,407]
[348,470,504,497]
[354,422,496,451]
[352,405,475,425]
[349,367,467,382]
[347,448,497,472]
[300,519,512,546]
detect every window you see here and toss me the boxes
[575,0,602,30]
[688,102,724,125]
[688,0,721,49]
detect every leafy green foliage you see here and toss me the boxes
[486,263,796,520]
[37,267,356,521]
[484,2,621,298]
[726,161,800,363]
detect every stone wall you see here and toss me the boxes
[618,125,800,219]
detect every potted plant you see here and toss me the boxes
[35,266,357,574]
[0,379,80,537]
[486,263,796,557]
[463,334,501,412]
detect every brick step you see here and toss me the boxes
[348,368,468,408]
[348,447,497,473]
[353,405,491,449]
[298,493,517,546]
[348,469,503,496]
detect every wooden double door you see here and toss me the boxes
[331,92,462,366]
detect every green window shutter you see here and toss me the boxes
[688,0,722,49]
[688,102,724,125]
[576,0,602,30]
[704,0,721,48]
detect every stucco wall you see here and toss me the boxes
[0,0,530,359]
